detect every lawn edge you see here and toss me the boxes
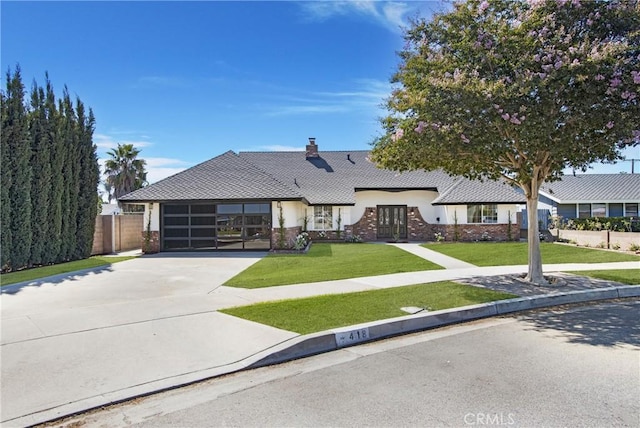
[247,285,640,368]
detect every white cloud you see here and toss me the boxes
[263,78,391,117]
[299,1,413,32]
[98,155,190,186]
[145,157,190,168]
[145,157,191,184]
[265,104,349,117]
[261,145,305,152]
[94,133,153,151]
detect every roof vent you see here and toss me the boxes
[306,137,319,158]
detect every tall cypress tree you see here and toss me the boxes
[58,90,79,261]
[45,77,64,263]
[29,82,52,266]
[74,99,99,259]
[4,67,32,270]
[0,90,12,270]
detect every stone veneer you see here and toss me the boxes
[347,207,379,241]
[345,206,519,242]
[271,226,302,249]
[142,231,160,254]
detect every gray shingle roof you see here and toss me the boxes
[239,150,457,204]
[540,174,640,202]
[120,151,301,202]
[432,177,524,205]
[120,148,526,205]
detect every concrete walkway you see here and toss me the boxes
[1,246,638,426]
[390,243,477,269]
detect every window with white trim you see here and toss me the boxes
[578,204,591,218]
[467,204,497,224]
[313,206,333,230]
[626,203,638,217]
[591,203,606,217]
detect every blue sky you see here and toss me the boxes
[2,1,638,188]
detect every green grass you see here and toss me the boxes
[566,269,640,285]
[221,281,516,334]
[422,242,639,266]
[224,243,443,288]
[0,256,138,286]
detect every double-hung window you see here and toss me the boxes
[313,206,333,230]
[467,204,498,224]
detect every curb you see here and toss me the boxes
[10,285,640,427]
[248,285,640,369]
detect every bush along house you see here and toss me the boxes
[119,138,525,252]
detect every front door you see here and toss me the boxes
[377,205,407,240]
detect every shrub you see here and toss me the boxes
[293,232,310,250]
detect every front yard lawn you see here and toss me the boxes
[567,269,640,285]
[0,256,138,286]
[422,242,639,266]
[221,281,516,334]
[224,243,443,289]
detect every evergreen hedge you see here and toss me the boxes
[1,67,99,272]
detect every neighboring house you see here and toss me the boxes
[535,174,640,226]
[120,138,525,252]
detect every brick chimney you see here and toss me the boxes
[306,137,319,158]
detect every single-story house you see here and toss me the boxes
[536,174,640,224]
[120,138,525,252]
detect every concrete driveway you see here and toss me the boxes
[1,253,299,426]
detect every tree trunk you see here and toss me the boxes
[525,192,547,285]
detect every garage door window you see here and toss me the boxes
[162,203,271,250]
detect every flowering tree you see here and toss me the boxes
[371,0,640,284]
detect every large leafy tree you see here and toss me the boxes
[372,0,640,284]
[104,143,147,200]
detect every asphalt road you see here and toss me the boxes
[54,300,639,428]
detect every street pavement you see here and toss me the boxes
[76,300,639,427]
[0,244,638,426]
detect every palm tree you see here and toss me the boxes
[104,143,147,200]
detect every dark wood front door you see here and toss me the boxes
[377,205,407,240]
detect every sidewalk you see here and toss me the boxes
[1,247,638,426]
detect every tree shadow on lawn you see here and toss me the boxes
[0,265,116,295]
[518,300,640,348]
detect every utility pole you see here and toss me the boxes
[621,159,639,174]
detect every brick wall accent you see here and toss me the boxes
[271,226,302,249]
[142,231,160,254]
[349,207,378,240]
[307,230,344,241]
[407,207,436,241]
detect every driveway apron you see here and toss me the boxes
[0,253,298,425]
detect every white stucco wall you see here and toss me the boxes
[442,204,519,224]
[353,190,444,224]
[144,202,160,231]
[271,201,306,228]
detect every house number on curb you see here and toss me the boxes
[335,328,370,348]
